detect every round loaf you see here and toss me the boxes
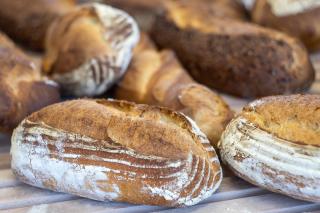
[219,94,320,202]
[0,32,60,132]
[252,0,320,52]
[0,0,75,50]
[43,3,140,97]
[11,99,222,207]
[151,0,315,98]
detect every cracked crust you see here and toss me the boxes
[151,0,315,98]
[116,34,233,147]
[11,99,222,207]
[252,0,320,52]
[0,33,60,132]
[0,0,75,50]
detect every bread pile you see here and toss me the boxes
[0,0,318,208]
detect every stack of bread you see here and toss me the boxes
[0,0,319,208]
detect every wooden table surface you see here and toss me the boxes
[0,55,320,213]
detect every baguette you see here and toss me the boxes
[116,34,233,148]
[219,94,320,202]
[11,99,222,207]
[0,0,75,50]
[0,32,60,132]
[42,3,140,97]
[151,0,315,98]
[252,0,320,52]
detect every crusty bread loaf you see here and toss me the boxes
[0,0,75,50]
[11,99,222,207]
[151,0,315,98]
[219,94,320,202]
[252,0,320,52]
[116,34,233,147]
[0,32,60,132]
[43,3,139,97]
[102,0,248,30]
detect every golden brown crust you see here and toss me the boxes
[116,35,233,147]
[12,99,222,206]
[42,3,140,97]
[151,1,315,98]
[0,0,75,50]
[0,32,60,132]
[242,94,320,146]
[252,0,320,52]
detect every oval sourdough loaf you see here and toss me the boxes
[11,99,222,207]
[151,0,315,98]
[43,3,140,97]
[252,0,320,52]
[219,94,320,202]
[116,34,233,148]
[0,32,60,132]
[0,0,75,50]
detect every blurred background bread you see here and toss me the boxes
[42,3,140,97]
[0,32,60,132]
[151,0,315,98]
[11,99,222,207]
[0,0,76,50]
[116,34,233,147]
[252,0,320,52]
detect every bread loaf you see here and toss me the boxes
[252,0,320,52]
[0,0,75,50]
[116,34,233,148]
[102,0,248,30]
[11,99,222,207]
[0,32,60,132]
[151,0,315,98]
[43,3,140,97]
[219,94,320,202]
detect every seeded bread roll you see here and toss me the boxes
[43,3,140,97]
[219,94,320,202]
[116,34,233,147]
[0,32,60,132]
[0,0,75,50]
[151,0,315,98]
[11,99,222,207]
[252,0,320,52]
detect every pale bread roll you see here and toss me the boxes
[11,99,222,207]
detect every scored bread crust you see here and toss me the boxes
[0,0,75,50]
[252,0,320,52]
[43,3,140,97]
[0,33,60,132]
[219,94,320,202]
[11,99,222,207]
[116,34,233,148]
[151,0,315,98]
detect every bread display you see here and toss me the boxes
[0,0,75,50]
[42,3,140,97]
[102,0,248,30]
[116,34,233,147]
[0,32,60,132]
[151,0,315,98]
[219,94,320,202]
[252,0,320,52]
[11,99,222,207]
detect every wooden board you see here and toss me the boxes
[0,55,319,212]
